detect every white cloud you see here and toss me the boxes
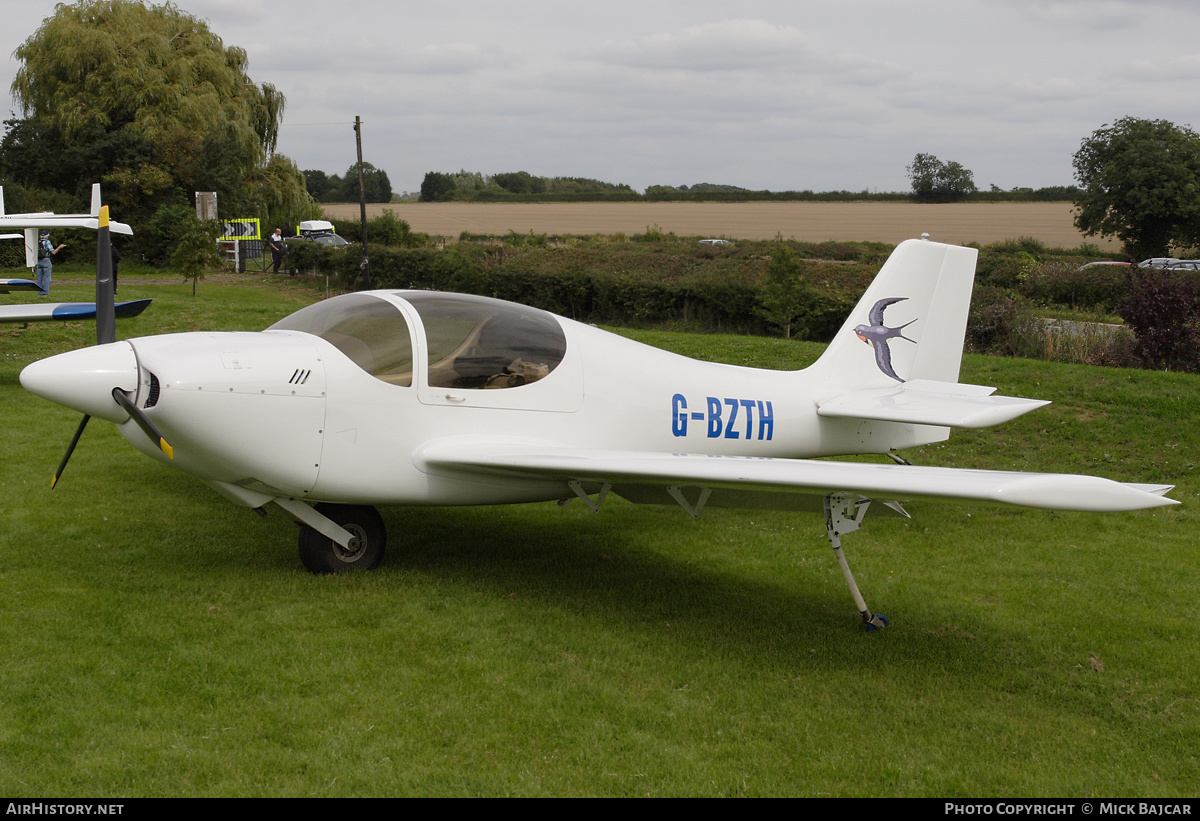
[2,0,1200,193]
[1122,54,1200,84]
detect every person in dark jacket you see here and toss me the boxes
[267,228,284,273]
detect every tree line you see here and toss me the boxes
[420,170,636,202]
[419,167,1076,204]
[303,164,393,203]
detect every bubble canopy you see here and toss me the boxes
[267,291,568,390]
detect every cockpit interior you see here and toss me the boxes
[268,291,568,390]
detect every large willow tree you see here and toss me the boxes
[2,0,315,233]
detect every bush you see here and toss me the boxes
[368,211,420,247]
[139,203,195,266]
[1019,260,1128,311]
[976,248,1035,289]
[966,286,1035,355]
[503,229,549,248]
[0,235,24,268]
[1118,267,1200,371]
[322,211,428,248]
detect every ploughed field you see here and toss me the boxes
[323,201,1116,248]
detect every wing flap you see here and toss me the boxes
[817,379,1049,428]
[414,439,1177,513]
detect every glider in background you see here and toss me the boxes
[0,184,149,324]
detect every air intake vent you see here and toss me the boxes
[144,372,160,408]
[289,369,311,385]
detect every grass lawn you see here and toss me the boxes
[0,265,1197,796]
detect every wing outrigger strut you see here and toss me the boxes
[667,485,711,519]
[824,492,902,631]
[565,480,611,513]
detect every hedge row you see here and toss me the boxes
[283,239,881,339]
[286,232,1200,370]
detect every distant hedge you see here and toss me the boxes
[279,232,1174,363]
[283,237,884,339]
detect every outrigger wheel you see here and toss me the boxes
[824,492,890,631]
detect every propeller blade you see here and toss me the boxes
[110,388,173,459]
[51,414,91,489]
[96,205,115,345]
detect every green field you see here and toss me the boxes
[1,268,1197,797]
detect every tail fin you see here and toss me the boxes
[809,239,1047,445]
[813,238,978,388]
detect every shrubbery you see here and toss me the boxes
[286,236,875,338]
[259,228,1196,372]
[1018,260,1128,311]
[1118,267,1200,372]
[323,211,427,249]
[140,204,196,266]
[966,286,1035,356]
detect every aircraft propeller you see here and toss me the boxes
[110,386,174,460]
[50,205,172,488]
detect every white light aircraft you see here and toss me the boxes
[0,184,150,324]
[19,238,1177,628]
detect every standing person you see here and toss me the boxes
[267,228,284,274]
[35,230,65,296]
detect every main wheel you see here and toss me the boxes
[298,503,387,574]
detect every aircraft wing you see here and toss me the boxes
[0,299,152,324]
[0,278,39,294]
[414,439,1177,513]
[0,215,134,235]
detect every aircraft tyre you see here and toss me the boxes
[298,503,387,573]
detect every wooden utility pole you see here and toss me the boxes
[354,115,371,289]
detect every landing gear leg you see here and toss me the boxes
[824,492,888,631]
[273,498,387,574]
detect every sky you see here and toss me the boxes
[2,0,1200,196]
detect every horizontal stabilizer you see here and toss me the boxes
[414,439,1178,513]
[817,379,1049,428]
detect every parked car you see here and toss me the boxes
[698,238,733,247]
[280,220,350,275]
[289,219,350,247]
[1079,261,1132,270]
[1164,260,1200,270]
[1138,258,1180,268]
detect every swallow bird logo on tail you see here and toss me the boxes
[854,297,917,382]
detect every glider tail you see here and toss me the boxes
[812,238,978,387]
